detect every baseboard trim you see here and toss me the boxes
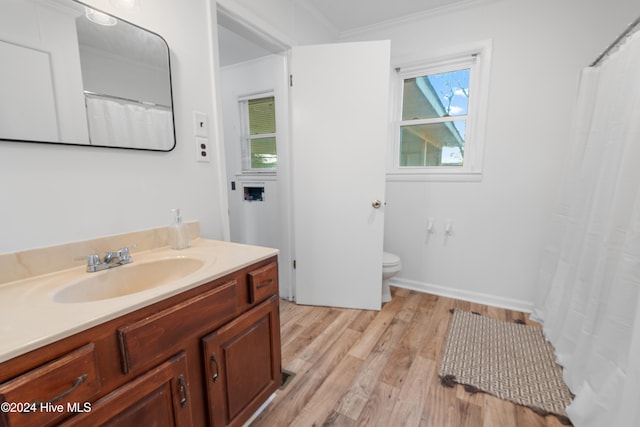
[242,393,275,427]
[390,278,534,313]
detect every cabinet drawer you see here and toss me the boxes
[0,343,101,427]
[59,352,192,427]
[118,280,238,374]
[248,262,278,304]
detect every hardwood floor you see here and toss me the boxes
[251,287,569,427]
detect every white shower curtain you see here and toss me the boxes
[532,30,640,426]
[86,96,174,150]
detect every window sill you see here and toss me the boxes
[234,172,277,181]
[386,171,482,182]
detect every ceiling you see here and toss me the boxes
[217,0,474,66]
[217,25,273,67]
[299,0,470,33]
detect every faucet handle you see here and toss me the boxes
[88,253,100,266]
[75,254,101,272]
[118,246,133,263]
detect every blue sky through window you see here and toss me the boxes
[427,69,469,164]
[426,69,470,119]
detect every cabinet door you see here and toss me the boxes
[203,296,281,426]
[60,352,192,427]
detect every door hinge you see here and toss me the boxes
[292,259,296,269]
[289,74,293,87]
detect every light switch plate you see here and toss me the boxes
[193,111,208,137]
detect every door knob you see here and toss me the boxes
[372,200,383,209]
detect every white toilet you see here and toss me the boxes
[382,251,402,303]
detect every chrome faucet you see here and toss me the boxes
[79,247,133,272]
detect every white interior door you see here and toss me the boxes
[290,40,390,310]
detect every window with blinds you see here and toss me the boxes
[240,95,277,171]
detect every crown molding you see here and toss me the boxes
[339,0,504,39]
[294,0,340,39]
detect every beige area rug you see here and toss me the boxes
[439,309,574,425]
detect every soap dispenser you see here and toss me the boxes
[169,208,190,250]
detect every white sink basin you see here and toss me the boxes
[53,257,206,303]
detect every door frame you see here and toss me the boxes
[213,4,391,308]
[213,1,295,301]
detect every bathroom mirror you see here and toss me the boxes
[0,0,175,151]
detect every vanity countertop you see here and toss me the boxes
[0,238,278,363]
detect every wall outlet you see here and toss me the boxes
[196,137,210,162]
[193,111,208,137]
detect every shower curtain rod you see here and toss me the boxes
[84,90,171,110]
[591,15,640,67]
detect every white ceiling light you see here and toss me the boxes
[110,0,140,10]
[85,7,117,26]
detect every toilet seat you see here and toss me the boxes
[383,252,401,268]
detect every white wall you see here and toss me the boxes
[221,56,286,177]
[220,54,293,298]
[341,0,640,310]
[221,55,286,250]
[214,2,337,300]
[0,0,226,254]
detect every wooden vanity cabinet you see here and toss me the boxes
[203,295,281,426]
[0,256,281,427]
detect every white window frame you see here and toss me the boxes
[238,91,277,173]
[388,40,492,182]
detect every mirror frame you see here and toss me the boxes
[0,0,176,152]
